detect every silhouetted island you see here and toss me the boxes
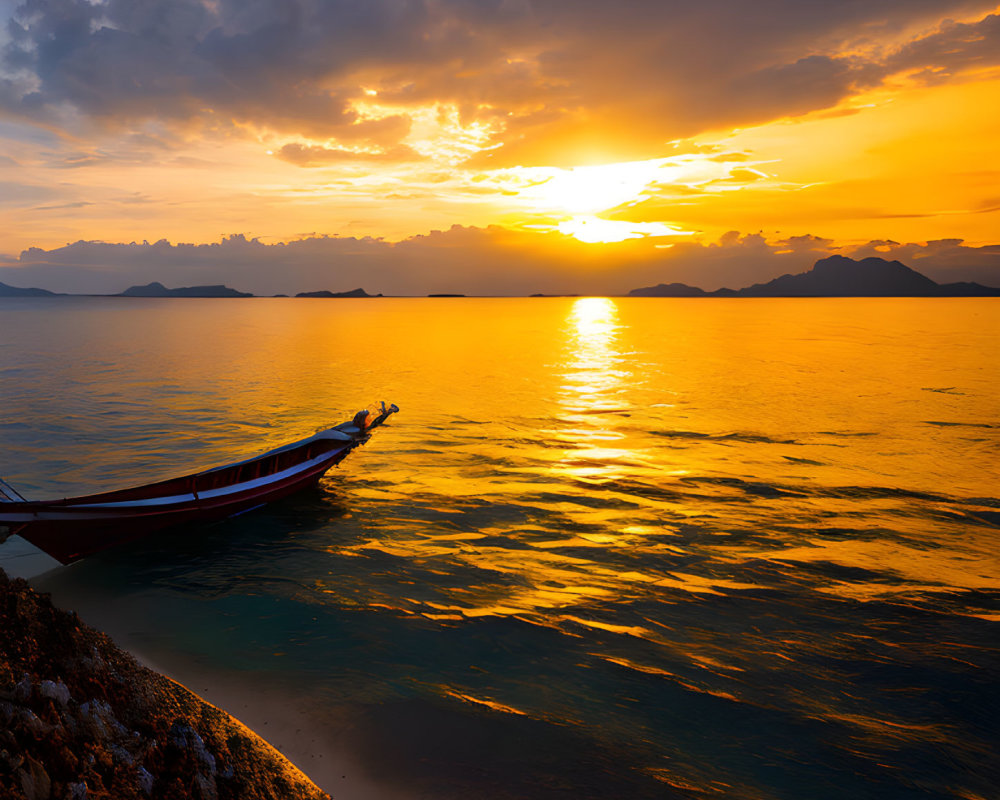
[628,282,710,297]
[0,280,58,297]
[118,282,253,298]
[294,288,378,298]
[428,293,466,297]
[629,256,1000,297]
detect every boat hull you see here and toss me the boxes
[0,403,397,563]
[11,443,353,563]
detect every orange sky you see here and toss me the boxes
[1,1,999,292]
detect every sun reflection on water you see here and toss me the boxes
[561,297,624,412]
[551,297,637,485]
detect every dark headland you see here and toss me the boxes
[630,255,1000,297]
[0,569,328,800]
[0,281,59,298]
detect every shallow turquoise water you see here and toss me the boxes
[1,296,998,799]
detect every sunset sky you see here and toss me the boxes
[1,0,999,294]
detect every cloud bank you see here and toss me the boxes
[3,228,998,296]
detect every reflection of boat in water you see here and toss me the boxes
[0,402,399,564]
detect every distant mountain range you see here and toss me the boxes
[117,281,253,298]
[2,256,999,298]
[629,256,1000,297]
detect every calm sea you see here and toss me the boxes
[1,296,998,800]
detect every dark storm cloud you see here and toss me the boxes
[1,0,998,162]
[885,12,1000,80]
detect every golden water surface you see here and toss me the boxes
[3,296,997,800]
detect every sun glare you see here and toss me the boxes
[557,216,686,244]
[518,159,669,215]
[495,155,748,242]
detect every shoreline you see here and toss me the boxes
[123,648,407,800]
[0,567,331,800]
[0,535,413,800]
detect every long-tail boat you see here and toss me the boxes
[0,402,398,564]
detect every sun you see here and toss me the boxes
[557,216,686,244]
[496,157,699,243]
[517,158,669,215]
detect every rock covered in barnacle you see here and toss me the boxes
[40,679,71,706]
[137,765,154,795]
[18,755,51,800]
[0,568,329,800]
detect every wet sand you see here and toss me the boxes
[127,652,415,800]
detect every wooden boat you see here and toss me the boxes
[0,402,398,564]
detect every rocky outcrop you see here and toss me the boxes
[0,570,328,800]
